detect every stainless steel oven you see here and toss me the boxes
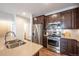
[46,22,62,53]
[48,38,59,47]
[47,37,60,53]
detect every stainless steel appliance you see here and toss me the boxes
[32,24,43,45]
[46,22,62,53]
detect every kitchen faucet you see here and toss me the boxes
[4,31,16,45]
[4,31,26,48]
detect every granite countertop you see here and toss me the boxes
[61,37,79,42]
[0,40,43,56]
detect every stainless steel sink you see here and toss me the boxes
[5,40,26,49]
[4,31,26,49]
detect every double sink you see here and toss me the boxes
[5,31,26,49]
[5,39,26,49]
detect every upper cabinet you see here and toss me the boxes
[46,13,61,23]
[46,7,79,29]
[61,8,79,29]
[45,13,62,27]
[33,15,45,24]
[46,9,75,29]
[45,10,73,29]
[33,7,79,29]
[61,10,72,29]
[72,8,79,29]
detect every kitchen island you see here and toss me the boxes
[0,40,43,56]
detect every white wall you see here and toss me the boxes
[0,11,14,38]
[0,11,14,21]
[15,13,32,40]
[0,11,33,41]
[16,16,25,40]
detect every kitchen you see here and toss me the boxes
[0,3,79,56]
[32,4,79,56]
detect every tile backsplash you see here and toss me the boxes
[62,29,79,41]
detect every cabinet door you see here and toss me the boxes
[33,15,45,24]
[71,40,77,56]
[61,7,79,29]
[61,10,72,29]
[46,13,61,23]
[67,39,77,56]
[60,38,77,56]
[73,8,79,29]
[37,16,45,24]
[60,38,68,55]
[43,36,47,47]
[77,41,79,56]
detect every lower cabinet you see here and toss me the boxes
[60,38,68,55]
[60,38,77,56]
[43,36,47,48]
[77,41,79,56]
[67,39,77,56]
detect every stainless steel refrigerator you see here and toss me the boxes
[32,24,43,45]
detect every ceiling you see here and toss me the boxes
[0,3,78,17]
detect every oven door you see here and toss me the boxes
[48,39,59,47]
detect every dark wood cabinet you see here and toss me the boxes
[60,38,68,55]
[33,7,79,29]
[45,7,79,29]
[72,8,79,29]
[61,10,72,29]
[61,9,79,29]
[60,38,77,56]
[77,41,79,56]
[45,13,61,25]
[46,10,73,29]
[75,8,79,29]
[43,36,47,47]
[33,15,45,24]
[67,39,77,56]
